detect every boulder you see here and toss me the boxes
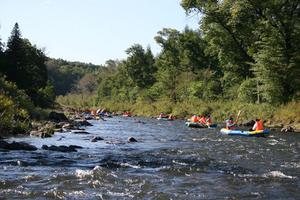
[30,124,54,138]
[0,141,9,149]
[0,141,37,151]
[49,111,68,122]
[69,145,83,149]
[281,126,295,133]
[62,123,76,130]
[74,119,93,126]
[128,137,137,143]
[42,145,80,152]
[72,130,90,134]
[30,130,45,138]
[91,136,104,142]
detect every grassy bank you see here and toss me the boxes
[56,94,300,128]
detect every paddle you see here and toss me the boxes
[235,110,242,125]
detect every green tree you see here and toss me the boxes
[124,44,156,88]
[250,0,300,103]
[5,23,48,105]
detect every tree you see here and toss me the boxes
[0,33,5,74]
[181,0,300,103]
[77,73,98,94]
[5,23,48,105]
[250,0,300,103]
[124,44,156,89]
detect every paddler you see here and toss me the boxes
[225,116,236,130]
[251,118,264,131]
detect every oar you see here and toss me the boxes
[235,110,242,125]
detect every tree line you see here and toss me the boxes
[95,0,299,106]
[1,0,300,125]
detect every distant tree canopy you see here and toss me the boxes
[95,1,299,105]
[46,58,109,95]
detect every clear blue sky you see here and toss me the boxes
[0,0,200,65]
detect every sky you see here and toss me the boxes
[0,0,200,65]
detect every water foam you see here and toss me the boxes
[120,163,141,169]
[267,139,279,146]
[262,171,296,179]
[75,165,102,179]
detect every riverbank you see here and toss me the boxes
[57,95,300,132]
[1,99,299,137]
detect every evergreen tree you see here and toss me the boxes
[0,34,5,74]
[5,23,48,105]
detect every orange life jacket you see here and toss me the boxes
[256,120,264,131]
[191,116,199,122]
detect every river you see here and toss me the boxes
[1,117,300,199]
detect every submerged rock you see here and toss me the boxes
[74,119,93,127]
[42,145,81,152]
[72,130,90,134]
[69,145,83,149]
[0,141,37,151]
[91,136,104,142]
[30,130,52,138]
[128,137,138,143]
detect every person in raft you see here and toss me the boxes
[205,115,212,126]
[168,114,174,120]
[226,116,236,130]
[159,113,167,118]
[199,115,207,125]
[251,118,264,131]
[190,115,199,122]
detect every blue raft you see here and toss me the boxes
[185,122,217,128]
[220,128,270,137]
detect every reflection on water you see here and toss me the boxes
[1,117,300,199]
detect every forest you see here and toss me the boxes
[1,0,300,134]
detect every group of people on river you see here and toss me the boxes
[158,113,175,120]
[226,116,264,131]
[189,113,264,131]
[189,114,213,126]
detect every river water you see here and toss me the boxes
[1,117,300,199]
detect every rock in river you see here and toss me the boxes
[0,141,37,151]
[42,145,82,152]
[91,136,104,142]
[128,137,138,143]
[49,111,68,122]
[281,126,295,133]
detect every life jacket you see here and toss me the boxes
[256,120,264,131]
[191,115,199,122]
[200,117,206,124]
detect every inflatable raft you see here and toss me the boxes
[157,117,173,121]
[220,128,270,137]
[185,122,217,128]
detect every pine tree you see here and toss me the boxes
[5,23,48,105]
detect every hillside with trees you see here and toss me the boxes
[58,0,299,125]
[1,0,300,134]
